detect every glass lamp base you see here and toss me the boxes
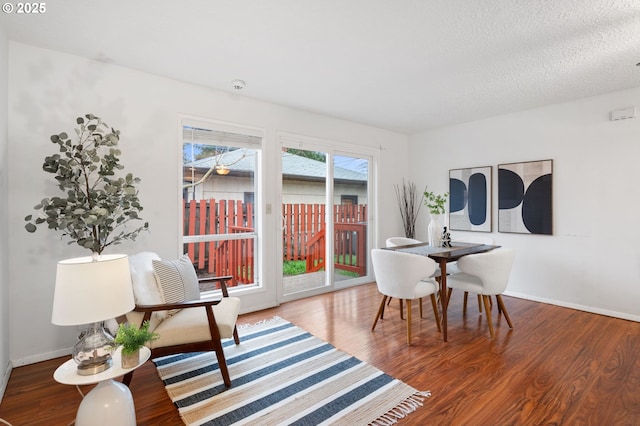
[77,358,112,376]
[73,322,115,376]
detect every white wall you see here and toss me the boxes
[0,23,10,400]
[410,88,640,320]
[7,42,408,365]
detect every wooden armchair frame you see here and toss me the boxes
[121,276,240,387]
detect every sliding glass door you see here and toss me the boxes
[279,134,373,301]
[332,153,369,286]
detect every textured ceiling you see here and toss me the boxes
[1,0,639,133]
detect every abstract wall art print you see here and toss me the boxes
[449,166,492,232]
[498,160,553,235]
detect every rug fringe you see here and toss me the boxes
[369,391,431,426]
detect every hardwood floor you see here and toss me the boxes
[1,282,639,425]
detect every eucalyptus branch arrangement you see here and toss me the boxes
[394,179,425,239]
[423,188,449,215]
[24,114,148,254]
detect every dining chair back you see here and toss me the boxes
[447,235,495,312]
[371,249,441,345]
[385,237,421,247]
[446,247,515,338]
[384,237,441,318]
[455,247,514,294]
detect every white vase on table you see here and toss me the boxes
[428,213,443,247]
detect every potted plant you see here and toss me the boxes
[423,188,449,247]
[114,321,158,368]
[24,113,148,255]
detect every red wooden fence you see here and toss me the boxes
[184,200,367,284]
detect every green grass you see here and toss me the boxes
[283,260,307,276]
[283,259,360,278]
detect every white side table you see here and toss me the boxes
[54,346,151,426]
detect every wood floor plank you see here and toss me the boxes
[0,282,639,425]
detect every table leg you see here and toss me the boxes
[440,260,448,342]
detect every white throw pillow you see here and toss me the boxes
[128,251,167,327]
[152,254,201,315]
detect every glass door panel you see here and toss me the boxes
[182,126,260,295]
[333,154,369,285]
[281,147,329,296]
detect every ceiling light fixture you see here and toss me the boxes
[232,79,245,90]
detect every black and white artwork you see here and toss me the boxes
[449,166,492,232]
[498,160,553,235]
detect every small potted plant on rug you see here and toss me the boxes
[114,321,158,369]
[423,188,449,247]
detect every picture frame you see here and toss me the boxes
[498,159,553,235]
[449,166,492,232]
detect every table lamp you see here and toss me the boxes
[52,254,135,375]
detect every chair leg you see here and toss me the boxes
[399,299,404,320]
[430,294,442,333]
[372,295,387,331]
[233,326,240,345]
[496,295,513,329]
[419,297,424,318]
[477,294,483,313]
[213,338,232,387]
[406,299,412,345]
[463,291,468,314]
[205,305,232,387]
[482,295,495,338]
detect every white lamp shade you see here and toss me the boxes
[52,254,135,325]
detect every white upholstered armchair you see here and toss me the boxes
[120,252,240,387]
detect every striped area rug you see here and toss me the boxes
[153,317,430,425]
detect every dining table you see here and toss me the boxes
[384,241,499,342]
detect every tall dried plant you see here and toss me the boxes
[394,179,425,239]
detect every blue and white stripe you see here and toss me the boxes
[154,317,429,426]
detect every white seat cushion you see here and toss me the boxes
[446,272,484,294]
[148,297,240,348]
[414,279,439,299]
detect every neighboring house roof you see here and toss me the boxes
[187,151,367,182]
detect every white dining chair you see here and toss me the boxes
[446,247,515,338]
[384,237,441,319]
[385,237,421,247]
[371,249,441,345]
[448,235,495,313]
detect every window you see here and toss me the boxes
[340,195,358,205]
[181,119,262,293]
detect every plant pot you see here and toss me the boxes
[121,349,140,369]
[428,214,443,247]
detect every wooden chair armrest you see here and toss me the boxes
[133,299,223,325]
[133,298,222,313]
[198,275,233,297]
